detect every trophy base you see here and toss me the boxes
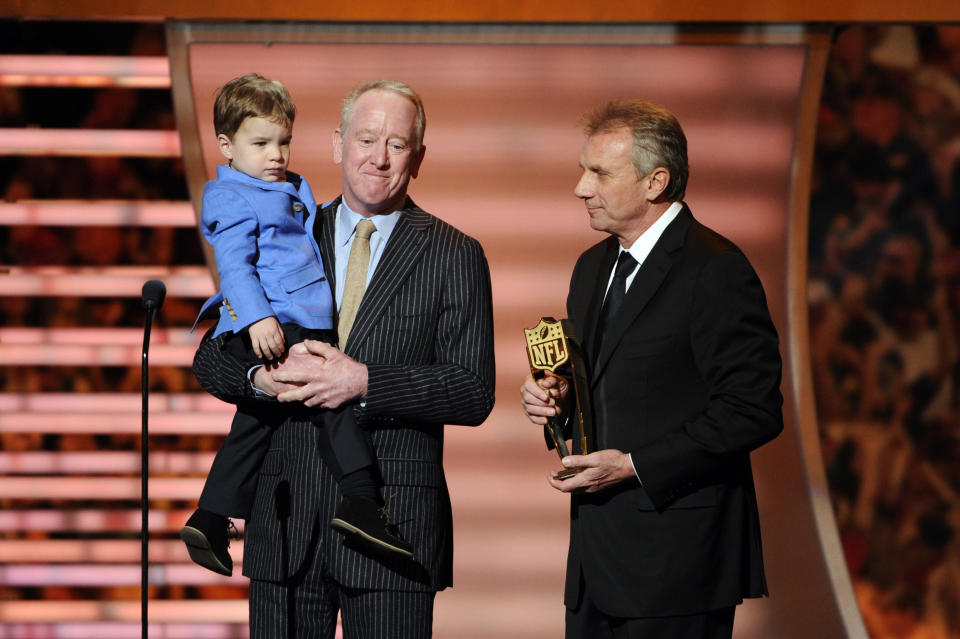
[556,467,579,480]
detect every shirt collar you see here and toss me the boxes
[335,198,402,248]
[622,201,683,265]
[215,163,299,196]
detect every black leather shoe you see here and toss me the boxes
[331,496,414,559]
[180,509,234,576]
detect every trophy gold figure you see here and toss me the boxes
[524,317,595,480]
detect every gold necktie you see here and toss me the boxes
[338,219,376,350]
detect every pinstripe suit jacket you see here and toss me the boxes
[193,196,495,591]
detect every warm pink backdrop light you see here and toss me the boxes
[0,37,817,638]
[183,41,805,638]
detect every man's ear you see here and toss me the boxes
[646,167,670,201]
[409,144,426,180]
[333,129,344,164]
[217,133,233,161]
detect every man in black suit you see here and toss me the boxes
[193,80,495,638]
[520,99,783,638]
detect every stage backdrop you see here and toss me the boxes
[166,22,860,638]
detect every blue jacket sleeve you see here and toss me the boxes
[201,187,276,331]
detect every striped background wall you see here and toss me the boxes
[1,24,813,638]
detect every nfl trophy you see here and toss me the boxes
[524,317,595,480]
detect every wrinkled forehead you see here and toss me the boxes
[349,90,418,133]
[581,128,633,164]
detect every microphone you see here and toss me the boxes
[141,280,166,311]
[139,278,164,639]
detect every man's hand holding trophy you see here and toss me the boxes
[524,317,595,480]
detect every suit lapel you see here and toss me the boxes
[591,206,692,384]
[342,199,432,356]
[313,197,432,356]
[575,239,618,364]
[314,198,339,293]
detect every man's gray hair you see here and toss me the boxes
[582,99,689,201]
[340,80,426,151]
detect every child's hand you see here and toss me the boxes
[248,317,285,360]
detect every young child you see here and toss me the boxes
[181,74,412,577]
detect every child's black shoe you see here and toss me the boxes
[331,496,414,559]
[180,508,235,576]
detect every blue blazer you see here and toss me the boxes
[196,165,332,336]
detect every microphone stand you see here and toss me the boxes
[140,280,165,639]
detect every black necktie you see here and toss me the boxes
[594,251,638,353]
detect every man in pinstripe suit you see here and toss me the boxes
[193,80,495,638]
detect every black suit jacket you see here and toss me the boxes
[563,205,783,617]
[194,196,495,592]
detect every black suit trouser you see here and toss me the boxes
[566,569,735,639]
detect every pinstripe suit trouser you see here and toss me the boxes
[250,553,435,639]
